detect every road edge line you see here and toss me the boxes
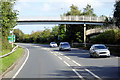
[12,48,29,79]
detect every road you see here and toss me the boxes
[3,43,120,80]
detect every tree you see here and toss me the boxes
[1,1,18,49]
[13,29,24,42]
[65,4,81,16]
[50,26,59,42]
[51,26,59,37]
[114,0,120,28]
[82,4,96,16]
[58,24,66,42]
[59,4,97,44]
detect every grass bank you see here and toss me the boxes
[0,45,16,56]
[0,46,24,75]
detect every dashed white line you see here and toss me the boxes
[71,60,101,79]
[49,49,101,79]
[72,60,81,66]
[63,61,70,66]
[65,56,70,60]
[72,69,84,79]
[12,48,30,78]
[54,54,57,56]
[63,61,84,79]
[59,53,63,55]
[85,68,101,79]
[58,57,63,60]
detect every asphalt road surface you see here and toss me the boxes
[3,43,120,80]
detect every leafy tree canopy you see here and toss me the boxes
[114,0,120,28]
[65,4,81,16]
[82,4,96,16]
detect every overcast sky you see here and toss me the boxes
[14,0,115,34]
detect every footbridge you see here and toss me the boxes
[17,16,106,45]
[86,28,111,36]
[17,16,105,25]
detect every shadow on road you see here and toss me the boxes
[53,49,114,59]
[46,66,120,79]
[53,49,91,58]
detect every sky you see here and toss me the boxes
[13,0,115,34]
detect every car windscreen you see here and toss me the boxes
[61,44,70,46]
[51,42,56,44]
[94,46,107,49]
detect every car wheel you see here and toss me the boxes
[95,54,99,58]
[90,54,93,58]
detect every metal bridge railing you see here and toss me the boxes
[61,16,105,22]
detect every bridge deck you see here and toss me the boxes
[17,16,105,25]
[17,20,105,25]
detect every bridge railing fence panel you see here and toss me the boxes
[61,16,105,22]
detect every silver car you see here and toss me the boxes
[89,44,110,57]
[50,42,58,47]
[59,42,71,51]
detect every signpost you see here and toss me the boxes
[8,34,15,47]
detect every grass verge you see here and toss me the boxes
[0,45,16,56]
[0,46,24,75]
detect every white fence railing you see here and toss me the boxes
[61,16,106,22]
[86,27,118,35]
[0,45,18,58]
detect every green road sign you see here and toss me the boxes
[8,35,15,43]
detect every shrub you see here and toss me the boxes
[91,29,120,44]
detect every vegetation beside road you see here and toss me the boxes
[1,0,18,50]
[0,46,24,75]
[91,29,120,44]
[0,45,16,56]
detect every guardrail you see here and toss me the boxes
[0,45,18,59]
[86,27,119,35]
[61,16,106,22]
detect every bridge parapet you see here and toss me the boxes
[86,27,116,35]
[61,16,105,22]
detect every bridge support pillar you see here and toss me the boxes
[84,24,86,47]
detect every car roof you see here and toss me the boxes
[60,42,69,44]
[92,44,106,46]
[50,42,56,43]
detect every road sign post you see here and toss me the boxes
[8,34,15,48]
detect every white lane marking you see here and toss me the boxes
[50,51,54,53]
[12,48,30,78]
[55,52,59,54]
[72,60,81,66]
[85,68,101,79]
[72,69,84,79]
[71,60,101,79]
[58,57,63,60]
[63,61,84,79]
[59,53,63,55]
[54,54,57,56]
[65,56,70,60]
[51,49,100,79]
[49,50,83,79]
[63,61,70,66]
